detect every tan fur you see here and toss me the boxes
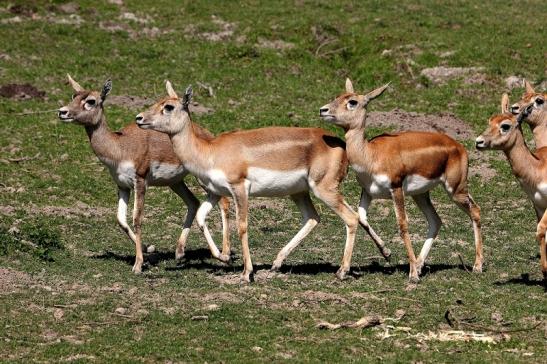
[58,76,231,273]
[509,80,547,148]
[476,95,547,282]
[320,79,483,282]
[136,81,365,282]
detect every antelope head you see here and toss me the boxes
[319,78,389,130]
[58,74,111,126]
[135,81,192,135]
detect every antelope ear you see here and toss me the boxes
[345,78,354,93]
[524,79,535,94]
[501,93,510,113]
[67,74,84,92]
[100,79,112,101]
[166,80,179,98]
[182,85,193,109]
[364,82,390,106]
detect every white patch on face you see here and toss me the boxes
[246,167,308,197]
[148,162,186,185]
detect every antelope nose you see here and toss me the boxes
[475,136,485,149]
[58,107,68,117]
[135,114,144,123]
[319,107,329,115]
[510,105,520,114]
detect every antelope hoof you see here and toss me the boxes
[219,253,231,263]
[472,262,483,273]
[241,271,254,283]
[416,259,424,276]
[336,268,349,281]
[132,262,143,274]
[382,247,392,261]
[175,250,185,261]
[270,258,283,272]
[408,274,420,284]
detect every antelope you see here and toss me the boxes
[58,75,231,273]
[476,94,547,283]
[135,81,388,283]
[509,80,547,148]
[319,78,483,282]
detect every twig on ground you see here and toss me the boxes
[456,253,471,273]
[7,153,40,163]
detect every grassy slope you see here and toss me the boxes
[1,0,546,362]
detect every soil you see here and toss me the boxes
[420,67,485,85]
[0,83,46,100]
[366,109,474,140]
[0,268,33,294]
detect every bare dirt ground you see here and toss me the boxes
[367,109,474,140]
[0,83,46,100]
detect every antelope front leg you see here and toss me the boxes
[132,178,147,273]
[391,187,419,282]
[271,193,320,271]
[116,187,143,274]
[536,210,547,284]
[196,193,229,262]
[219,197,232,259]
[231,183,253,283]
[358,190,391,260]
[170,182,199,261]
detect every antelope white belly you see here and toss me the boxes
[247,167,308,197]
[148,162,186,186]
[403,175,441,195]
[356,171,440,199]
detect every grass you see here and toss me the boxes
[1,0,546,362]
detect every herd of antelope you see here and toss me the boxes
[57,74,546,284]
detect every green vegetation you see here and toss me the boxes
[0,0,545,362]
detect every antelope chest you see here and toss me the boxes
[523,182,547,210]
[354,166,440,199]
[102,160,136,189]
[148,162,187,186]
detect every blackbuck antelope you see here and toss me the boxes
[476,94,547,283]
[58,75,230,273]
[319,79,483,282]
[135,81,384,283]
[509,80,547,148]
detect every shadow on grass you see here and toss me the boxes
[91,248,472,278]
[494,273,547,290]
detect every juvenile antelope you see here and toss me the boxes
[509,80,547,148]
[476,94,547,283]
[135,81,382,283]
[319,79,483,282]
[58,75,230,273]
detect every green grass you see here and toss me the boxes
[1,0,546,362]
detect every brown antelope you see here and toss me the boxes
[58,75,230,273]
[135,81,387,283]
[509,80,547,148]
[319,78,483,282]
[476,94,547,283]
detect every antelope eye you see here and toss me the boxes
[500,123,511,132]
[86,99,96,106]
[536,98,544,105]
[164,104,175,112]
[348,100,358,108]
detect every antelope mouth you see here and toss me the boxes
[58,115,74,122]
[320,114,335,122]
